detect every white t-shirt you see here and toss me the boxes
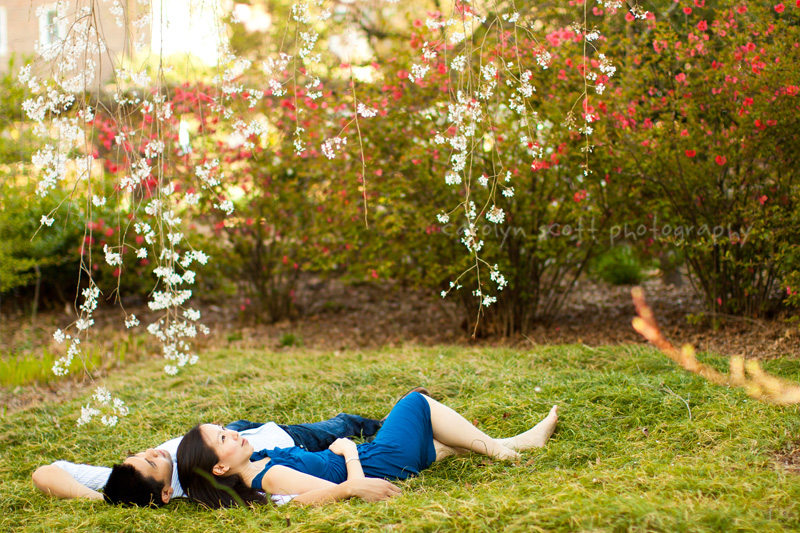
[53,422,296,504]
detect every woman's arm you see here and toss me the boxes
[328,438,364,480]
[263,465,400,505]
[32,465,104,500]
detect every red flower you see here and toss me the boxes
[774,3,785,12]
[694,0,705,6]
[625,12,635,22]
[685,150,696,157]
[683,7,692,14]
[736,4,747,13]
[715,155,727,165]
[697,20,708,31]
[759,195,768,205]
[371,269,379,279]
[675,73,687,82]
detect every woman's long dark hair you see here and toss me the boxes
[177,424,269,509]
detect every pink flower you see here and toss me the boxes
[697,20,708,31]
[715,155,727,165]
[759,195,768,205]
[736,5,747,13]
[683,7,693,14]
[774,3,785,12]
[625,12,635,21]
[685,150,696,157]
[675,72,687,82]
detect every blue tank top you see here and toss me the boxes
[251,447,347,489]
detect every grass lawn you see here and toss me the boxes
[2,343,799,532]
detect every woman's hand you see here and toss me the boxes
[344,478,401,502]
[328,438,358,459]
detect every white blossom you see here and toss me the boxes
[486,206,505,224]
[491,266,508,290]
[215,200,234,215]
[184,308,201,321]
[75,318,94,331]
[357,103,378,118]
[409,63,430,83]
[451,55,467,72]
[103,244,122,266]
[445,172,462,186]
[77,405,100,426]
[450,32,465,44]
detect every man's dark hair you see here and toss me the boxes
[103,463,167,507]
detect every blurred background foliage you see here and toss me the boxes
[1,0,798,336]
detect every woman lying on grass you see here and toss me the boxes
[177,392,559,507]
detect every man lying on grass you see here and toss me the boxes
[178,392,560,507]
[32,412,382,506]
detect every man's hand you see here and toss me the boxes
[344,478,401,502]
[328,438,358,458]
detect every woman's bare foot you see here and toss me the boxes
[498,405,559,451]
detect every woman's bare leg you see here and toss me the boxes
[496,405,559,450]
[424,396,521,461]
[432,439,470,461]
[424,396,559,461]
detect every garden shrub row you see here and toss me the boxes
[2,0,798,334]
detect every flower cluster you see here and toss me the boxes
[77,387,130,427]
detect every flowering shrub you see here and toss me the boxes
[598,0,800,317]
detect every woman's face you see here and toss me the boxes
[200,424,254,475]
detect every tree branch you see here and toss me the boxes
[631,287,800,405]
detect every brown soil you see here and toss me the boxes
[776,443,800,474]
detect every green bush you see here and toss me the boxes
[0,176,83,302]
[590,246,645,286]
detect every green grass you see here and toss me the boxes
[0,331,150,387]
[1,344,799,532]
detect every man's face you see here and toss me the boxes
[123,448,173,493]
